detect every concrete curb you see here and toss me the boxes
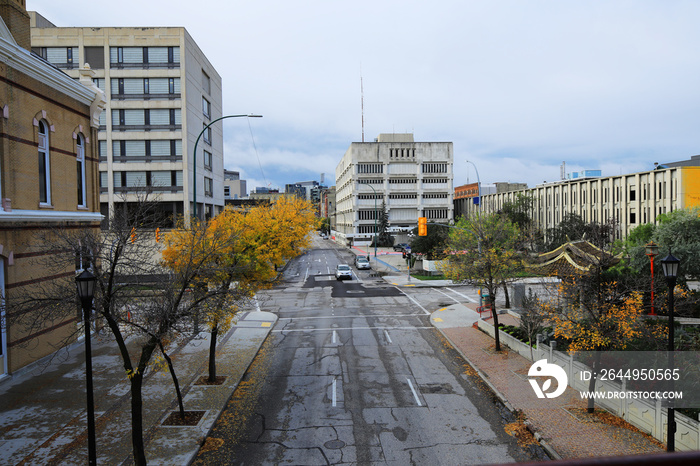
[434,314,562,461]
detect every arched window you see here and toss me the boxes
[38,120,51,205]
[76,134,86,207]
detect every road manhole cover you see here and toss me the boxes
[324,439,346,449]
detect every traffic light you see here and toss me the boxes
[155,227,161,243]
[130,227,137,243]
[418,217,427,236]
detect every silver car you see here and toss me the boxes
[354,256,371,270]
[335,264,353,281]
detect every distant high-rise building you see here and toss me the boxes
[30,12,224,224]
[224,169,246,200]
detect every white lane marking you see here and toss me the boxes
[332,378,337,407]
[395,287,430,315]
[304,267,309,281]
[384,330,393,344]
[273,326,434,333]
[445,287,478,303]
[407,378,422,407]
[276,314,426,321]
[254,296,261,312]
[435,288,460,304]
[332,330,337,344]
[327,266,331,275]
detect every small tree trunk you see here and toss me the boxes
[587,348,602,413]
[130,374,148,466]
[502,282,511,308]
[159,342,185,418]
[491,295,501,352]
[208,322,219,383]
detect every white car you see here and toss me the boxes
[335,264,353,281]
[354,256,371,270]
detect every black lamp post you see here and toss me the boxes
[660,252,680,453]
[76,269,97,465]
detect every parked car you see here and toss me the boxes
[335,264,353,281]
[393,243,410,252]
[354,256,371,270]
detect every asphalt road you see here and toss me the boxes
[194,239,545,465]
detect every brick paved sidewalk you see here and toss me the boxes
[440,310,665,459]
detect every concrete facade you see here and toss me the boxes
[335,133,453,244]
[29,14,224,224]
[223,169,246,200]
[0,1,106,375]
[480,162,700,240]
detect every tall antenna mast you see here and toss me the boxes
[361,75,365,142]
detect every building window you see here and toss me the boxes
[202,70,211,94]
[77,134,87,207]
[32,47,79,68]
[203,150,213,170]
[202,97,211,119]
[204,177,213,197]
[203,123,212,145]
[84,46,105,69]
[38,120,51,205]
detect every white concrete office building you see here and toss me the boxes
[335,133,453,245]
[30,13,224,224]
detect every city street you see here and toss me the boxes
[194,238,544,464]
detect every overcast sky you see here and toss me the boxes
[29,0,700,192]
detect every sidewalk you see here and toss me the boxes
[431,303,667,460]
[349,245,454,287]
[0,311,277,465]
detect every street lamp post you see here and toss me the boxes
[192,114,262,219]
[465,159,481,215]
[661,252,680,452]
[645,241,659,315]
[76,269,97,466]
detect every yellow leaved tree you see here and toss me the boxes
[161,196,317,383]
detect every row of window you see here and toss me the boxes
[422,163,448,174]
[389,148,416,158]
[103,170,183,190]
[357,163,384,174]
[358,210,379,220]
[100,139,182,161]
[358,178,449,185]
[424,209,449,219]
[37,120,88,209]
[358,178,383,184]
[389,178,417,184]
[32,46,180,69]
[111,78,180,99]
[357,193,449,200]
[105,109,181,130]
[540,181,673,209]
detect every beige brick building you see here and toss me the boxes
[480,159,700,241]
[0,0,106,376]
